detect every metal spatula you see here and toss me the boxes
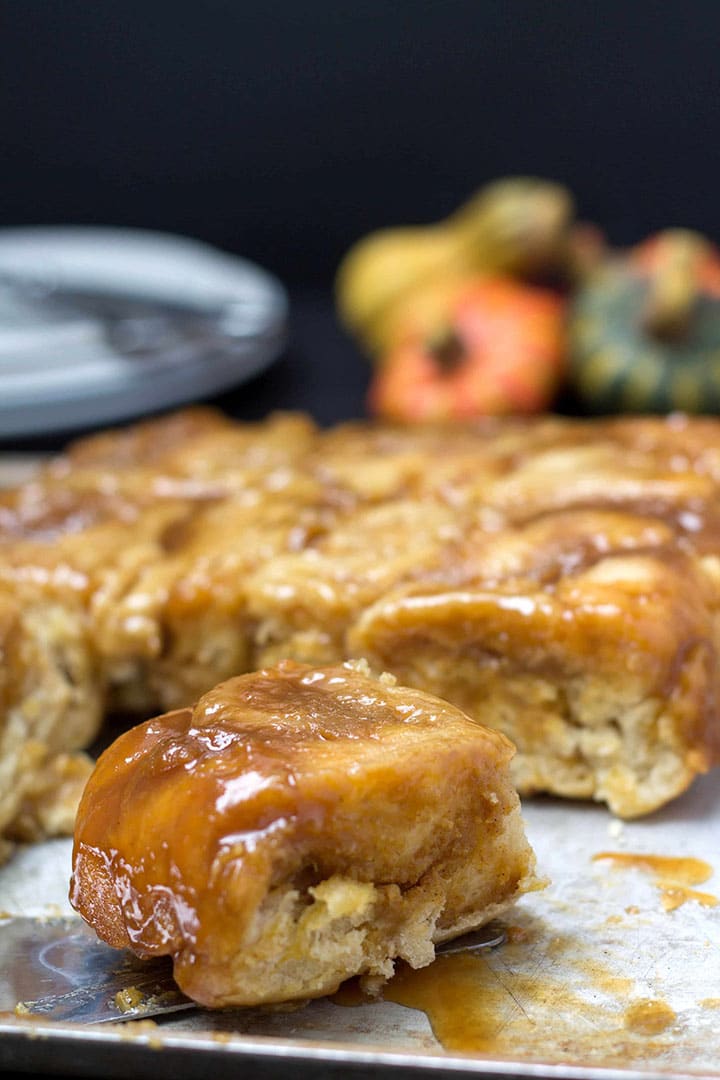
[0,917,193,1024]
[0,916,506,1025]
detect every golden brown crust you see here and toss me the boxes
[70,660,536,1007]
[2,407,720,847]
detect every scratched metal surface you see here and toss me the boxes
[0,773,719,1080]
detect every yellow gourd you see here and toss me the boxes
[335,177,575,356]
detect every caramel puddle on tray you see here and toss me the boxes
[624,999,676,1035]
[593,852,717,911]
[657,884,718,912]
[333,948,665,1063]
[337,951,606,1055]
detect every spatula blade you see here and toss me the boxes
[0,916,193,1024]
[0,916,506,1025]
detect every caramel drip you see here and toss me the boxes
[384,954,507,1053]
[624,999,676,1035]
[593,851,717,911]
[658,883,718,912]
[335,951,666,1061]
[592,852,712,885]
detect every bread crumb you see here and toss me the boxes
[343,657,371,676]
[115,987,145,1013]
[607,819,625,840]
[118,1019,163,1048]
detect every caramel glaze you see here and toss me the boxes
[659,885,718,912]
[593,852,717,911]
[334,949,672,1061]
[381,953,646,1056]
[8,406,720,858]
[70,660,519,1004]
[593,853,713,885]
[624,999,677,1035]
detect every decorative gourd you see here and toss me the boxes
[336,177,576,357]
[569,229,720,413]
[368,277,566,422]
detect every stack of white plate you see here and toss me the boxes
[0,227,288,436]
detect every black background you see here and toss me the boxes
[2,0,720,437]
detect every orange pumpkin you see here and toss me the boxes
[368,277,566,422]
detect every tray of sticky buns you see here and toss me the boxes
[2,406,720,852]
[0,409,719,1080]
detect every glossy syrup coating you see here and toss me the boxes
[5,408,720,859]
[70,660,534,1006]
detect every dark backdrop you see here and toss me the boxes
[2,0,720,440]
[3,0,720,283]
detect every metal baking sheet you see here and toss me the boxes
[1,773,718,1080]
